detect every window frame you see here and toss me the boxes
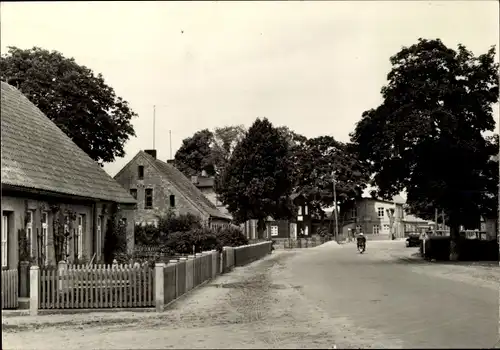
[130,188,137,199]
[377,207,384,218]
[169,194,176,208]
[25,210,34,258]
[145,188,154,209]
[270,225,279,237]
[2,214,8,268]
[138,165,144,180]
[96,216,102,261]
[351,207,357,219]
[77,214,84,259]
[373,224,380,235]
[42,211,49,264]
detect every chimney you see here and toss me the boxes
[144,149,157,159]
[191,176,198,184]
[167,159,175,165]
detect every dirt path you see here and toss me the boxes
[2,249,400,349]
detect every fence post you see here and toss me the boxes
[29,266,39,316]
[57,260,67,292]
[155,263,165,312]
[19,261,30,298]
[169,259,178,299]
[210,250,217,278]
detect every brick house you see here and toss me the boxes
[1,82,136,269]
[113,150,232,229]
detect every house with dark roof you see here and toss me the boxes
[1,82,137,269]
[113,150,232,229]
[190,173,231,218]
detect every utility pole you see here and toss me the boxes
[434,208,438,235]
[441,209,445,231]
[332,170,339,241]
[153,105,156,149]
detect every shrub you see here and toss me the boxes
[164,227,220,255]
[135,223,161,245]
[103,216,128,264]
[159,211,202,234]
[216,226,248,248]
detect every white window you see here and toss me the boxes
[64,216,69,259]
[26,211,34,257]
[298,206,302,216]
[377,207,384,218]
[96,216,102,260]
[42,212,48,264]
[270,225,279,237]
[351,207,357,219]
[2,215,8,267]
[77,215,83,259]
[304,226,309,236]
[373,225,380,235]
[383,224,390,232]
[304,205,308,215]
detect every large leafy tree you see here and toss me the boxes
[211,125,246,174]
[350,39,499,259]
[174,129,215,177]
[0,46,136,164]
[216,118,294,237]
[294,136,369,219]
[174,125,246,178]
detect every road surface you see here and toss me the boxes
[3,241,499,349]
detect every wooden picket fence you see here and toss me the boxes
[39,264,154,309]
[1,269,18,309]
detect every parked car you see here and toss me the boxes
[406,232,421,247]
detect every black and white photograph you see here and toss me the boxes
[1,1,499,348]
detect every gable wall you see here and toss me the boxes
[114,153,208,225]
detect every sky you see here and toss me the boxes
[1,1,499,183]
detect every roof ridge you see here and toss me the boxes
[1,82,136,204]
[150,156,230,220]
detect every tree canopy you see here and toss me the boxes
[350,39,499,243]
[0,46,136,164]
[174,129,215,177]
[174,125,246,178]
[294,136,370,218]
[216,118,294,234]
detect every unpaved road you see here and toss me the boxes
[3,241,499,349]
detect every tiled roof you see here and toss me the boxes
[143,153,231,220]
[1,82,136,204]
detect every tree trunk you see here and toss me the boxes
[449,214,460,261]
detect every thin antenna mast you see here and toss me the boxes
[169,130,172,159]
[153,105,156,149]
